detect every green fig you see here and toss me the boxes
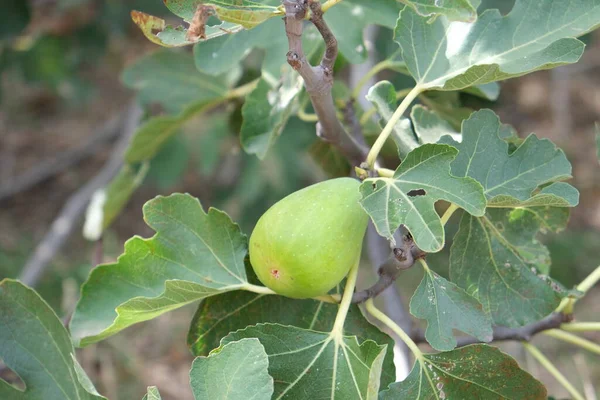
[249,177,368,299]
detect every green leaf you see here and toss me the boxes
[399,0,478,22]
[396,0,600,91]
[70,194,251,346]
[410,105,460,144]
[130,11,243,48]
[193,17,319,78]
[360,144,486,252]
[142,386,162,400]
[122,50,229,114]
[125,99,219,163]
[365,81,419,158]
[190,338,273,400]
[463,81,500,101]
[439,109,579,207]
[0,279,105,400]
[379,344,547,399]
[325,0,403,64]
[410,270,493,351]
[222,323,387,400]
[387,58,501,101]
[241,73,301,159]
[450,207,570,327]
[101,163,149,230]
[165,0,281,29]
[194,0,401,77]
[309,141,351,178]
[146,135,191,188]
[419,90,475,130]
[187,291,396,389]
[0,0,30,39]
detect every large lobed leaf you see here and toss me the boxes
[410,269,492,351]
[187,290,397,389]
[440,109,579,207]
[359,143,486,252]
[190,338,274,400]
[223,323,387,400]
[396,0,600,91]
[380,344,547,399]
[450,207,571,327]
[70,194,251,346]
[0,280,105,400]
[436,109,577,327]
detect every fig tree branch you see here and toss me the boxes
[352,232,425,304]
[282,0,368,167]
[412,312,574,347]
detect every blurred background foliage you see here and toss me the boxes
[1,0,599,399]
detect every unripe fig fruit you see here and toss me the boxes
[249,177,368,299]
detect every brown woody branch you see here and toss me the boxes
[413,312,574,347]
[353,233,425,304]
[282,0,368,167]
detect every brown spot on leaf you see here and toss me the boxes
[187,4,216,41]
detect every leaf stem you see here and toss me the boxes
[377,168,395,178]
[297,108,319,122]
[560,322,600,332]
[577,265,600,294]
[418,258,431,273]
[365,298,424,363]
[351,59,395,100]
[225,78,259,100]
[322,0,344,13]
[523,342,585,400]
[366,86,422,169]
[543,329,600,355]
[440,203,459,226]
[360,88,413,126]
[330,261,360,337]
[556,265,600,313]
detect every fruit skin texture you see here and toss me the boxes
[249,177,368,299]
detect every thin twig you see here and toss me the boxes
[353,232,424,304]
[0,114,123,202]
[412,312,573,347]
[282,0,369,167]
[19,103,142,288]
[363,225,414,372]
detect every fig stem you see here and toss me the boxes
[330,261,360,337]
[366,85,423,169]
[242,284,278,296]
[365,298,424,363]
[243,283,340,303]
